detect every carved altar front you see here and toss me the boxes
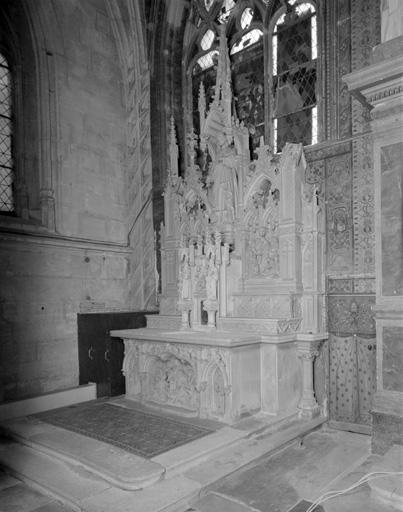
[114,331,261,424]
[112,28,328,424]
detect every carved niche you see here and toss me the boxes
[244,176,280,279]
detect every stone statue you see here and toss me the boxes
[213,367,225,415]
[206,257,219,300]
[178,253,191,300]
[208,133,239,224]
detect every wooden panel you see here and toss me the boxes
[78,311,158,398]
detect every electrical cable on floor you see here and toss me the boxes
[305,471,403,512]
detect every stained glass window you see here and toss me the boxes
[240,7,253,29]
[187,0,319,159]
[200,29,215,51]
[0,51,13,212]
[272,2,317,152]
[230,29,263,54]
[217,0,235,24]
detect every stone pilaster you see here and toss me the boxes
[178,300,192,330]
[203,299,219,330]
[343,35,403,454]
[296,334,326,419]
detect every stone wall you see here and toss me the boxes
[0,0,154,400]
[54,0,127,242]
[0,239,131,400]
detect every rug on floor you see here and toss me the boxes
[36,403,213,458]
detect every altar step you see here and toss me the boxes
[0,405,326,512]
[0,414,166,492]
[0,435,201,512]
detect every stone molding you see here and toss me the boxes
[342,54,403,111]
[218,317,302,335]
[233,294,295,319]
[146,315,182,330]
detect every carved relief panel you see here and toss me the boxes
[146,355,198,410]
[122,339,237,422]
[243,177,280,279]
[326,154,353,273]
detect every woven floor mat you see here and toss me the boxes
[37,402,213,458]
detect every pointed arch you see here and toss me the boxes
[0,0,64,230]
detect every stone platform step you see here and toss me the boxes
[0,435,201,512]
[0,414,165,491]
[184,415,326,494]
[185,491,259,512]
[0,401,326,512]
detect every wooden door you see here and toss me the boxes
[326,281,377,434]
[78,311,157,398]
[328,333,376,434]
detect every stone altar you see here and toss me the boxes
[112,29,328,424]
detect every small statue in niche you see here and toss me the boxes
[207,133,239,225]
[178,253,191,300]
[267,235,280,277]
[206,257,219,300]
[213,367,225,415]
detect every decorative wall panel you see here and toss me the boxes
[352,134,375,274]
[305,159,325,206]
[353,278,376,294]
[326,154,353,273]
[328,276,375,295]
[328,278,352,295]
[328,295,376,335]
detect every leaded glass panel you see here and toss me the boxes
[231,42,264,156]
[0,52,13,212]
[272,2,317,152]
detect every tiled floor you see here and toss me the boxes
[1,425,400,512]
[188,428,398,512]
[0,472,74,512]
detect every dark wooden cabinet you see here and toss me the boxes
[78,311,158,398]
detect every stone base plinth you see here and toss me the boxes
[298,404,320,420]
[372,409,403,455]
[260,336,302,415]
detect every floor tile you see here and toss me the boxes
[0,482,51,512]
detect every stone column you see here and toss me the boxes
[297,335,325,419]
[178,300,192,330]
[343,35,403,454]
[139,371,148,404]
[203,299,219,330]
